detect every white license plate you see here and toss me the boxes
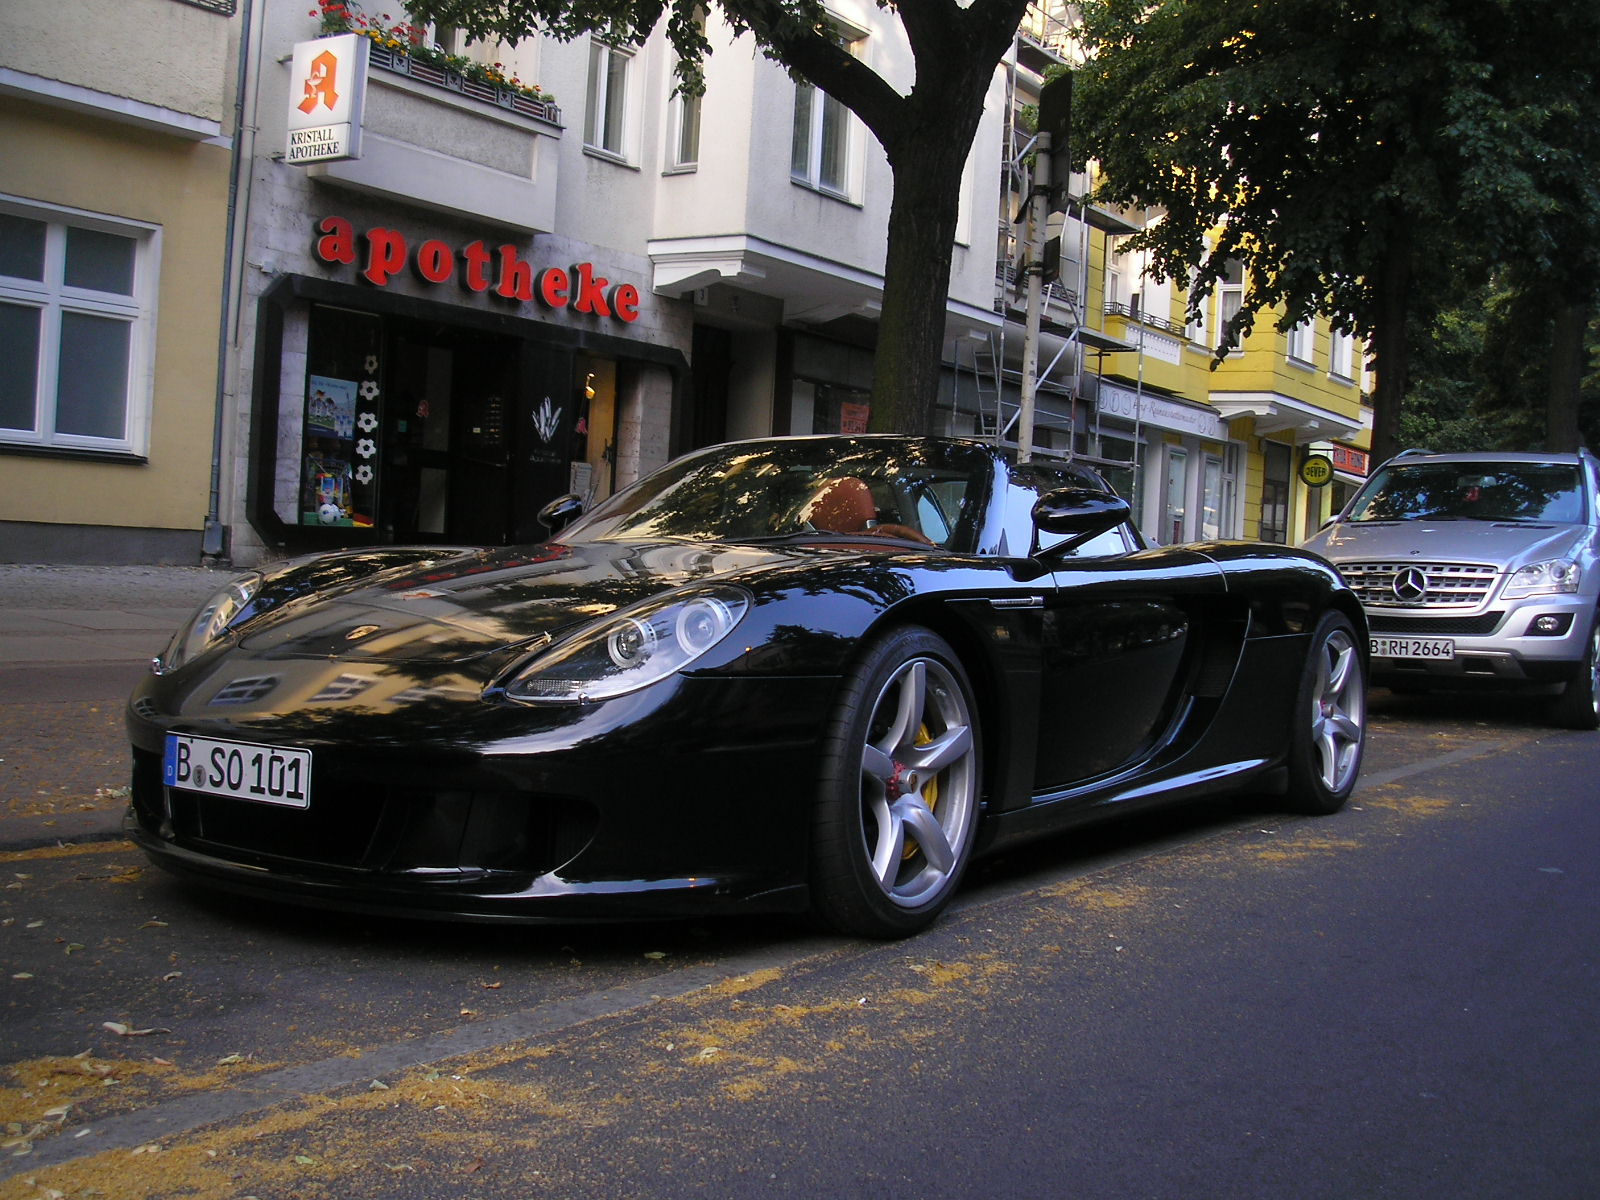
[163,734,311,808]
[1371,636,1455,661]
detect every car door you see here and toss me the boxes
[1032,546,1227,791]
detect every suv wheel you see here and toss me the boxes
[1549,611,1600,731]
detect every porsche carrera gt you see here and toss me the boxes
[126,435,1368,937]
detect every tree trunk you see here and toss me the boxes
[1546,300,1588,452]
[868,147,967,433]
[1367,221,1413,465]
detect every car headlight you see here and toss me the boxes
[500,587,750,704]
[1502,559,1581,599]
[154,572,262,674]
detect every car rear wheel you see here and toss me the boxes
[811,627,980,938]
[1283,610,1367,815]
[1549,612,1600,731]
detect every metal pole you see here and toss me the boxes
[1018,131,1050,464]
[202,0,256,562]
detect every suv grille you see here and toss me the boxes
[1368,612,1506,636]
[1339,561,1499,609]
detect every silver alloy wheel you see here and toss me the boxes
[1311,626,1366,793]
[857,657,978,909]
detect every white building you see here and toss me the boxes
[221,1,1009,564]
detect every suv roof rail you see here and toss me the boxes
[1393,448,1433,458]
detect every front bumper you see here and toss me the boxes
[1366,595,1594,686]
[125,672,836,922]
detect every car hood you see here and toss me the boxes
[231,540,833,665]
[1304,519,1586,569]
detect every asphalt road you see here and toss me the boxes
[2,691,1597,1199]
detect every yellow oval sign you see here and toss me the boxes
[1300,454,1334,487]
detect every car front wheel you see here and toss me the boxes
[1549,612,1600,731]
[811,627,981,938]
[1283,610,1367,815]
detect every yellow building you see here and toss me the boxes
[983,6,1372,547]
[0,0,242,563]
[1098,244,1371,546]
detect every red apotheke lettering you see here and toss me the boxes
[313,216,641,324]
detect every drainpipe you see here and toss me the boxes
[202,0,256,564]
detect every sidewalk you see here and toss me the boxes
[0,563,233,851]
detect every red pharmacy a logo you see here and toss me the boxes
[299,49,340,114]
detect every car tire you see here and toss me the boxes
[1282,610,1367,815]
[1549,612,1600,731]
[810,627,981,938]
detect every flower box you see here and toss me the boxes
[360,40,561,125]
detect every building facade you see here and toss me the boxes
[0,0,242,563]
[2,0,1367,566]
[214,0,1008,565]
[985,7,1372,550]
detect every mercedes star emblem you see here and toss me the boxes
[1392,567,1428,603]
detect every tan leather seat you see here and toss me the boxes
[807,477,876,533]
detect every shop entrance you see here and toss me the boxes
[382,320,518,545]
[267,284,684,557]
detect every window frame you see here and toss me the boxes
[790,20,866,201]
[1329,327,1355,381]
[667,81,702,172]
[1215,259,1244,353]
[0,196,158,459]
[1286,317,1315,366]
[664,11,706,173]
[1185,267,1208,346]
[584,38,636,162]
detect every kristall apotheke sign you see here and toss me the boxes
[286,34,368,164]
[313,216,642,324]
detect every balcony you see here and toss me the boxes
[302,41,562,235]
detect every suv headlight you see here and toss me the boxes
[500,587,750,704]
[1502,559,1581,599]
[154,572,263,673]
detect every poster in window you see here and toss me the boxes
[301,306,383,531]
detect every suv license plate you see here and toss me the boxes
[1371,636,1455,661]
[163,734,311,808]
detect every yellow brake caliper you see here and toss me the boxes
[903,724,939,861]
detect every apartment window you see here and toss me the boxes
[791,27,864,198]
[1185,268,1208,345]
[1106,258,1126,309]
[1286,318,1314,365]
[1329,328,1355,380]
[0,201,155,457]
[666,83,703,169]
[1216,259,1244,351]
[666,13,705,171]
[585,40,633,159]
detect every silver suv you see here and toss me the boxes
[1302,449,1600,729]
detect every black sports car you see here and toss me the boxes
[127,435,1368,937]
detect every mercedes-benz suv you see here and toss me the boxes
[1302,449,1600,729]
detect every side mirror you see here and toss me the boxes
[537,492,585,534]
[1031,487,1131,559]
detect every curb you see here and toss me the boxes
[0,809,129,854]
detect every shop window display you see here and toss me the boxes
[301,306,383,528]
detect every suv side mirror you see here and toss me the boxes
[1031,487,1131,559]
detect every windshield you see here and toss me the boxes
[559,439,995,551]
[1347,462,1585,524]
